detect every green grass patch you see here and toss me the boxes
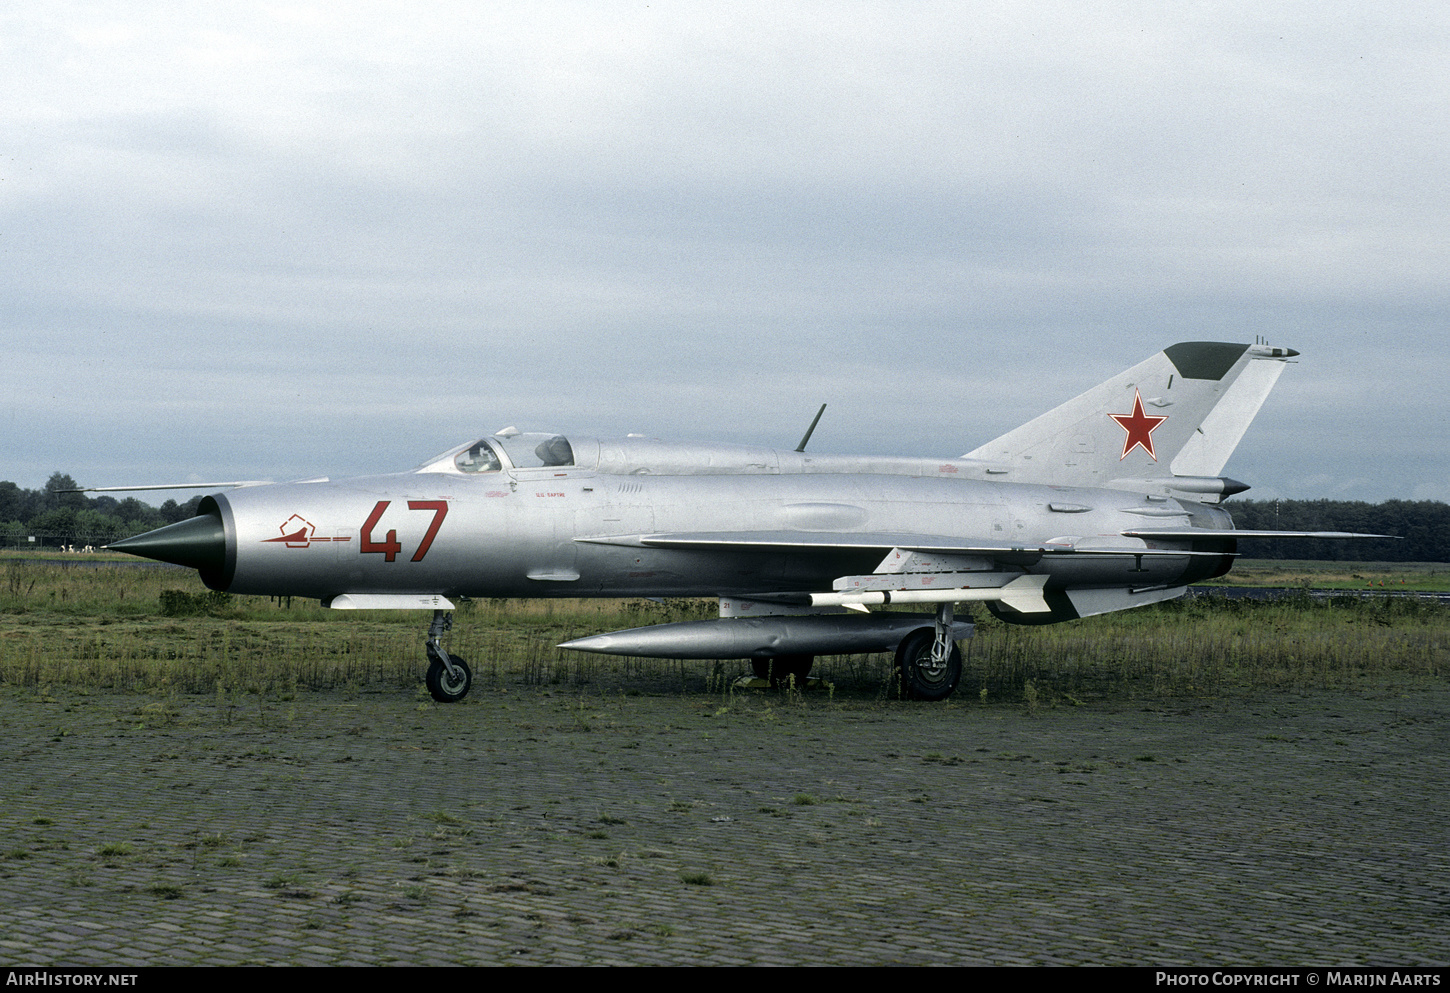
[0,555,1444,701]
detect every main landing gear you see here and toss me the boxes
[425,609,472,703]
[895,603,962,701]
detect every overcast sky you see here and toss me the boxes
[3,2,1447,504]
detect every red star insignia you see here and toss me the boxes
[1108,389,1168,461]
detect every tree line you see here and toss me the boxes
[0,473,202,547]
[2,472,1447,561]
[1223,498,1447,562]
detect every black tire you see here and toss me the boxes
[895,629,961,701]
[426,654,472,703]
[750,654,813,688]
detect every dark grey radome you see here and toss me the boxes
[109,514,226,574]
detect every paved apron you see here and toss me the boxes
[0,686,1444,966]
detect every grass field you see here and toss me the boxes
[1213,558,1450,591]
[2,552,1445,703]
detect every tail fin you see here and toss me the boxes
[963,342,1298,490]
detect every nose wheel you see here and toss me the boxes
[425,609,472,702]
[426,653,472,702]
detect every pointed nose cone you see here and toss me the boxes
[109,514,226,574]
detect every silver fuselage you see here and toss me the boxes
[204,460,1235,600]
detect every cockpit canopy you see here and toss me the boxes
[454,441,502,473]
[453,433,576,473]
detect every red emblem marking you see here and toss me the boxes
[1108,389,1168,461]
[263,514,350,548]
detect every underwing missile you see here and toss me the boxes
[808,574,1052,612]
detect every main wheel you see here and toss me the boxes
[750,654,813,688]
[895,629,961,701]
[426,654,472,703]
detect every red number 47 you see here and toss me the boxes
[360,500,448,562]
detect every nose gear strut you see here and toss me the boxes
[424,609,472,702]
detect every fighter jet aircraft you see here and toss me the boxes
[105,341,1381,702]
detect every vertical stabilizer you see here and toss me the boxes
[963,343,1297,487]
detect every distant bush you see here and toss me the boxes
[159,589,234,617]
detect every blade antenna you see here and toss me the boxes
[795,403,827,452]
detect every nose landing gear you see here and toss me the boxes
[425,609,472,702]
